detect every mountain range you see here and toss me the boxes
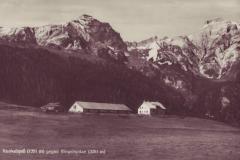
[0,15,239,126]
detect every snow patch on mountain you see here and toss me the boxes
[147,41,160,61]
[0,27,13,35]
[164,37,186,48]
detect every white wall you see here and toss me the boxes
[138,104,151,115]
[69,103,83,113]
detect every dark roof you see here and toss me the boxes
[41,102,63,109]
[74,101,131,111]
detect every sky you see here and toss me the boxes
[0,0,239,41]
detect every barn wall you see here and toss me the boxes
[83,109,130,114]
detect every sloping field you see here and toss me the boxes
[0,104,239,160]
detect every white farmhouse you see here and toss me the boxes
[138,101,166,116]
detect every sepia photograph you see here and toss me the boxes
[0,0,240,159]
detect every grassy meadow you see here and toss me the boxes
[0,102,240,160]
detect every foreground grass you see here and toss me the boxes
[0,104,240,160]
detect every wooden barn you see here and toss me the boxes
[69,101,131,114]
[138,101,166,116]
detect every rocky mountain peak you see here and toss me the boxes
[0,27,36,44]
[70,14,98,27]
[127,19,240,80]
[189,19,240,79]
[0,14,128,61]
[79,14,94,20]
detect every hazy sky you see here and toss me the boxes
[0,0,239,41]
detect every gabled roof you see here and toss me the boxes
[150,102,166,109]
[142,102,157,109]
[74,101,131,111]
[141,101,166,110]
